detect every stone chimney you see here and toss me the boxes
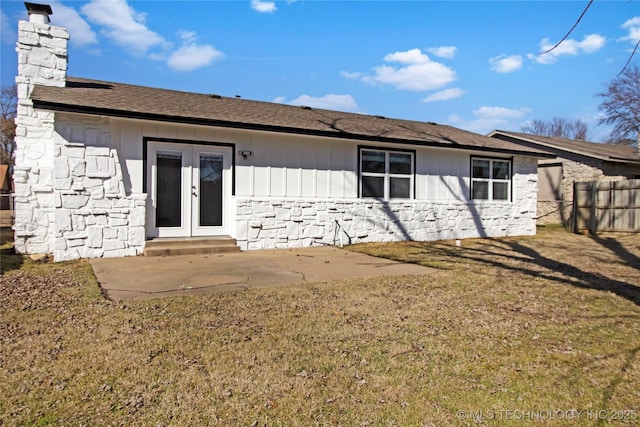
[16,2,68,93]
[13,3,69,256]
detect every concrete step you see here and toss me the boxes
[144,236,241,256]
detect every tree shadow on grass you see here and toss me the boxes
[431,234,640,409]
[0,245,24,274]
[405,233,640,306]
[395,232,640,414]
[502,239,640,306]
[591,234,640,271]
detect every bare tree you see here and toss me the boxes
[1,84,17,167]
[521,117,588,140]
[597,64,640,147]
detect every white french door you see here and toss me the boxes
[147,142,232,238]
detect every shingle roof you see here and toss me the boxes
[31,77,553,157]
[489,130,640,164]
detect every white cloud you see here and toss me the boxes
[619,16,640,45]
[178,30,197,44]
[427,46,457,59]
[80,1,221,71]
[285,94,358,111]
[340,71,364,79]
[361,48,456,91]
[384,48,430,64]
[251,0,277,13]
[447,106,531,134]
[448,114,463,124]
[489,54,522,73]
[422,88,464,103]
[272,96,286,103]
[580,34,607,52]
[167,37,223,72]
[50,1,97,47]
[167,45,220,71]
[529,34,606,64]
[2,3,95,47]
[474,106,530,119]
[1,8,17,44]
[81,0,167,56]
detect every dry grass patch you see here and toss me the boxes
[1,227,639,426]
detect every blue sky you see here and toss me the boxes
[1,0,639,141]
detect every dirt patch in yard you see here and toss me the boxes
[1,227,639,426]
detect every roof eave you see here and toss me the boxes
[490,130,639,164]
[609,156,640,165]
[35,100,554,159]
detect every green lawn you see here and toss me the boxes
[1,227,639,426]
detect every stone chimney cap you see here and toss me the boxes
[25,2,53,24]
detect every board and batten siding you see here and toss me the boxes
[236,131,473,201]
[55,115,478,203]
[237,133,356,199]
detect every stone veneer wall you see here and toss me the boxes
[50,117,147,261]
[236,157,538,250]
[15,117,148,261]
[536,201,568,225]
[14,19,146,261]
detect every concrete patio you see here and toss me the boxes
[90,246,435,301]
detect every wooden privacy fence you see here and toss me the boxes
[573,179,640,233]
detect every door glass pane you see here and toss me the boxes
[362,151,385,173]
[156,152,182,227]
[199,154,223,227]
[390,177,410,198]
[389,153,412,174]
[362,176,384,198]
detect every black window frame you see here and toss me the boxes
[470,156,513,201]
[358,146,416,200]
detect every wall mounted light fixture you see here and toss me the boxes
[239,150,253,159]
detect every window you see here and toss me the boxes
[471,157,511,201]
[360,148,414,200]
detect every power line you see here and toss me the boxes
[619,37,640,76]
[539,0,594,56]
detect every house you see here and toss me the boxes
[0,164,12,206]
[13,3,553,261]
[0,164,13,230]
[488,130,640,226]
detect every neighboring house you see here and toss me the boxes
[488,130,640,226]
[0,164,12,203]
[0,164,13,227]
[14,4,552,261]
